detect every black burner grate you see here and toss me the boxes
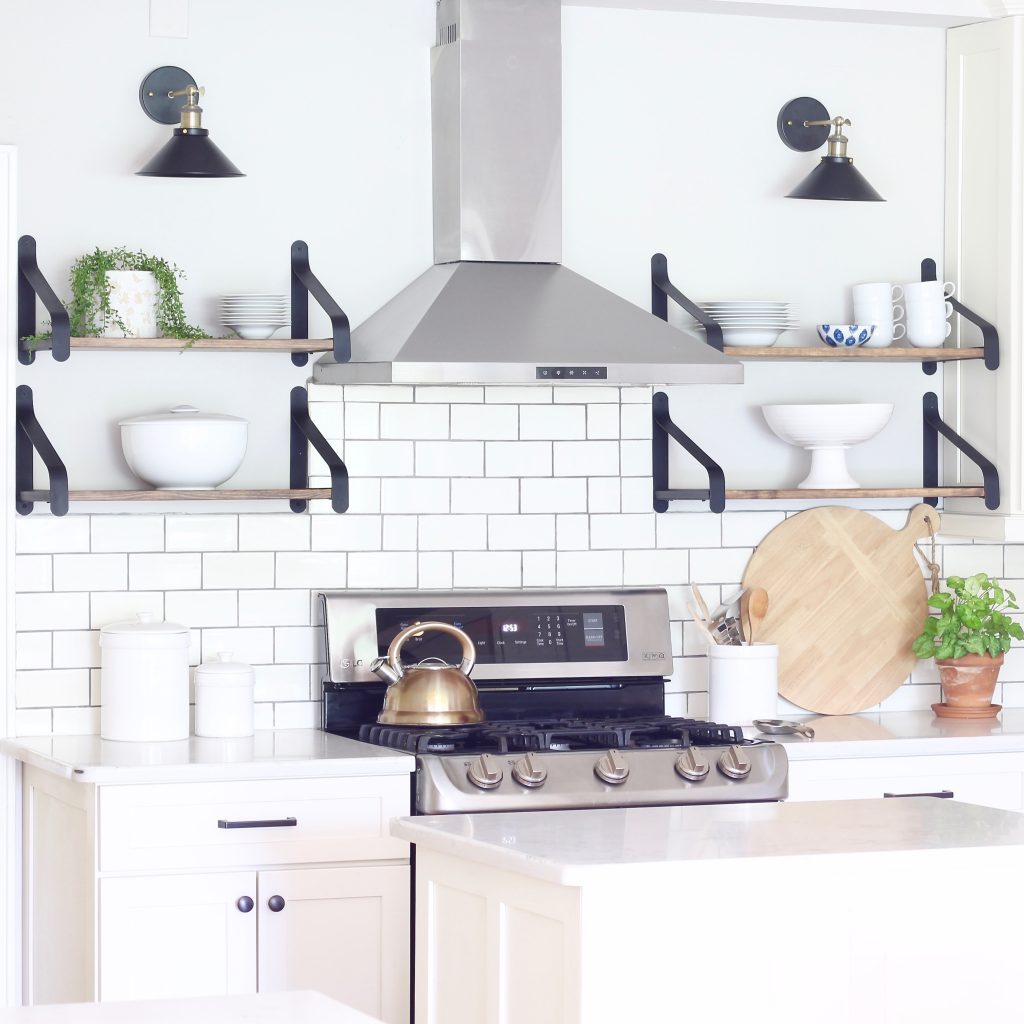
[359,716,746,755]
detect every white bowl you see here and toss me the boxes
[225,325,286,340]
[120,405,248,489]
[762,403,893,488]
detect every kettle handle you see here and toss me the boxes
[387,622,476,677]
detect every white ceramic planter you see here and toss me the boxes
[102,270,159,338]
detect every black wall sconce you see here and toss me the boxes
[137,66,244,178]
[777,96,882,202]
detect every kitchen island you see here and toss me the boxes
[394,798,1024,1024]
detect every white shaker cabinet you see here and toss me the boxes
[21,767,411,1024]
[941,16,1024,539]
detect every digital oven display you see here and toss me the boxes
[375,605,628,665]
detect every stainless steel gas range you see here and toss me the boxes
[321,588,788,813]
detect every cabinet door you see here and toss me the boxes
[257,865,410,1024]
[99,872,257,1001]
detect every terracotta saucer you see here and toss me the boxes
[932,702,1002,720]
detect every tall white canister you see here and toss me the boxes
[99,614,190,741]
[194,652,256,738]
[707,642,779,726]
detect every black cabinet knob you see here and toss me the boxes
[236,896,254,913]
[268,895,286,912]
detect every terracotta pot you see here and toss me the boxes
[936,653,1003,708]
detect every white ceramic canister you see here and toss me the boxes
[707,642,779,726]
[99,614,190,741]
[102,270,159,339]
[194,652,255,738]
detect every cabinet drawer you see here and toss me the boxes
[99,776,411,872]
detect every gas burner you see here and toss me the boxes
[359,715,746,755]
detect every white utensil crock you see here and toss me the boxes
[100,613,190,741]
[194,652,255,738]
[102,270,159,339]
[707,643,779,726]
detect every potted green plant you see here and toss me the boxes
[912,572,1023,715]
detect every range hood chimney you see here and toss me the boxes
[314,0,741,386]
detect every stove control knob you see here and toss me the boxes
[467,753,503,790]
[718,746,752,780]
[512,753,547,788]
[675,748,710,782]
[594,749,630,785]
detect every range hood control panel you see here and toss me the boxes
[536,366,608,380]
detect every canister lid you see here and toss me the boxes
[100,612,189,636]
[195,652,255,687]
[118,404,248,427]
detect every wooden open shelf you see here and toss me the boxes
[722,346,985,362]
[44,338,334,353]
[19,488,332,503]
[722,486,984,500]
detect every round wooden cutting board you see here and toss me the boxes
[741,504,936,715]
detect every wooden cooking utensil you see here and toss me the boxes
[741,504,936,715]
[740,587,769,644]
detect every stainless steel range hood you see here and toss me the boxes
[314,0,741,387]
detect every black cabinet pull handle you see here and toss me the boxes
[883,790,954,799]
[218,817,298,829]
[268,895,286,912]
[236,896,254,913]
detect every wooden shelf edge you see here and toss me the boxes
[655,487,985,500]
[722,346,985,361]
[21,489,332,502]
[22,338,334,353]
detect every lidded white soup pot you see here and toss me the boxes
[99,614,191,742]
[194,652,255,738]
[119,405,248,490]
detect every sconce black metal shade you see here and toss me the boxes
[786,156,884,202]
[136,128,245,178]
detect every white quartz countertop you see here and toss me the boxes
[392,797,1024,884]
[0,991,383,1024]
[754,709,1024,759]
[0,729,414,784]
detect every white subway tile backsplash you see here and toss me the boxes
[944,544,1003,579]
[90,592,163,629]
[488,515,555,550]
[276,553,347,590]
[91,516,164,553]
[557,551,622,587]
[620,477,651,513]
[343,402,379,439]
[344,440,414,477]
[416,386,484,404]
[381,404,449,440]
[312,516,382,552]
[16,556,52,593]
[419,515,488,551]
[588,478,620,514]
[553,441,618,477]
[720,511,784,547]
[238,590,311,627]
[52,707,101,736]
[309,401,343,437]
[274,702,321,729]
[129,557,202,589]
[254,664,312,703]
[383,516,418,550]
[522,551,556,587]
[52,630,101,669]
[201,628,275,664]
[520,406,586,441]
[619,440,652,476]
[54,554,127,592]
[620,386,653,403]
[349,552,418,589]
[202,553,274,590]
[587,405,620,440]
[656,513,721,549]
[521,478,586,514]
[452,479,518,513]
[16,669,90,708]
[485,386,551,404]
[553,386,618,403]
[16,633,51,670]
[486,442,551,477]
[557,514,589,550]
[344,385,414,403]
[590,514,655,549]
[453,405,518,440]
[16,515,90,554]
[15,709,53,735]
[418,552,454,590]
[275,626,323,665]
[380,479,449,514]
[453,552,521,588]
[689,547,753,584]
[239,515,310,551]
[620,404,651,440]
[166,590,238,628]
[165,515,238,552]
[18,593,90,631]
[416,441,484,477]
[623,549,688,585]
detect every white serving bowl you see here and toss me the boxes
[120,405,248,489]
[761,403,893,488]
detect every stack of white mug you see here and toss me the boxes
[852,279,956,348]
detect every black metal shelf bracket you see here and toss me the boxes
[16,386,69,516]
[291,240,351,369]
[922,392,999,511]
[290,386,349,514]
[652,391,725,513]
[920,258,998,376]
[650,254,724,352]
[18,236,70,365]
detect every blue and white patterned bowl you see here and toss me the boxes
[817,324,875,348]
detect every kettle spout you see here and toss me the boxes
[370,656,401,685]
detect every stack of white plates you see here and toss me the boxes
[695,301,798,347]
[219,294,291,341]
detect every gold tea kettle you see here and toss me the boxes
[371,622,484,726]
